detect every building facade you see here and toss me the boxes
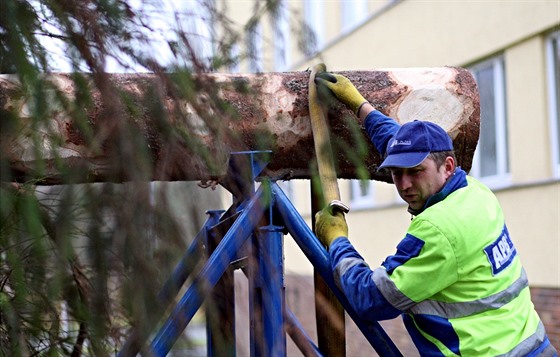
[218,0,560,353]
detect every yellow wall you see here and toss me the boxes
[496,182,560,287]
[506,37,553,181]
[220,1,560,287]
[294,1,560,69]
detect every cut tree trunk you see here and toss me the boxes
[0,68,479,184]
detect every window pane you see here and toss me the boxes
[553,35,560,166]
[358,180,370,197]
[476,64,498,177]
[303,1,324,55]
[341,0,368,32]
[247,22,262,73]
[273,0,290,71]
[350,180,374,209]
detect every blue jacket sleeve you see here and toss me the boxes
[364,110,401,156]
[329,238,402,321]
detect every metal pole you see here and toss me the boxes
[118,210,223,357]
[206,211,237,357]
[285,308,323,357]
[148,187,267,356]
[248,230,264,357]
[259,224,286,357]
[272,183,402,357]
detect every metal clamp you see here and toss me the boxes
[328,200,349,214]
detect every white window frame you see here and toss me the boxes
[341,0,368,34]
[303,0,324,55]
[469,56,511,189]
[350,180,375,210]
[273,0,291,71]
[546,30,560,178]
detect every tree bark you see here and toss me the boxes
[0,68,479,184]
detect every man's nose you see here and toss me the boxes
[400,174,412,190]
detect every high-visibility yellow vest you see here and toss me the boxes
[331,171,555,355]
[372,175,550,355]
[337,110,557,355]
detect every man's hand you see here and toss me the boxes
[315,206,348,248]
[315,72,367,115]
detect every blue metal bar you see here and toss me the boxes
[271,183,403,357]
[148,187,268,356]
[241,258,321,357]
[285,308,322,357]
[206,210,237,357]
[247,232,263,357]
[118,210,224,357]
[230,150,272,181]
[159,210,224,303]
[259,225,286,357]
[221,150,272,199]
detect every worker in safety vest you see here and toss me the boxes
[313,72,557,356]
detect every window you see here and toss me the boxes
[547,31,560,178]
[303,0,324,56]
[183,1,214,69]
[277,180,294,200]
[228,43,240,73]
[469,56,510,188]
[341,0,368,34]
[247,22,263,73]
[350,180,375,209]
[273,0,291,71]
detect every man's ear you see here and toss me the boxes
[444,156,456,178]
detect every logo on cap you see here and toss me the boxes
[390,139,412,147]
[378,120,454,170]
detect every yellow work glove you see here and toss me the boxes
[315,206,348,249]
[315,72,367,115]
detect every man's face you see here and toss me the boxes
[390,157,454,211]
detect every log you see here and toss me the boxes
[0,68,479,184]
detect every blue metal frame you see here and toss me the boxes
[118,210,223,357]
[120,151,402,357]
[272,184,401,356]
[258,224,286,357]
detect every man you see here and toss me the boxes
[314,72,557,356]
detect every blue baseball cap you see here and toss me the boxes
[378,120,454,169]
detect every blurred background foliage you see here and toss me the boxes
[0,0,314,355]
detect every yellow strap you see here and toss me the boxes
[308,63,341,205]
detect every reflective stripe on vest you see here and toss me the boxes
[496,321,555,357]
[333,256,366,291]
[372,266,528,318]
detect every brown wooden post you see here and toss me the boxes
[311,177,346,357]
